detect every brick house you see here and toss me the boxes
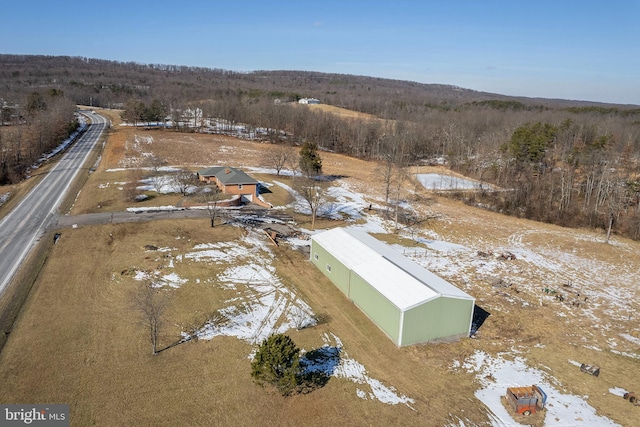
[196,166,270,207]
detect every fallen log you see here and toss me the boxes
[264,229,278,246]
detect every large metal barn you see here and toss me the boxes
[310,228,475,346]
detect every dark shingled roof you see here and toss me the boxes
[197,166,259,185]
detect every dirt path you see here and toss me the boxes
[51,206,291,231]
[51,209,211,229]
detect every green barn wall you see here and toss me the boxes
[310,236,473,347]
[310,241,351,295]
[401,297,473,346]
[349,271,402,344]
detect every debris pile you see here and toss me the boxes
[476,250,516,261]
[623,392,638,405]
[580,363,600,377]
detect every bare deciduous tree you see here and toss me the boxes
[134,282,221,354]
[295,177,326,230]
[172,170,196,196]
[393,166,409,230]
[150,175,169,194]
[379,135,396,205]
[264,144,293,176]
[122,98,145,126]
[146,154,167,173]
[123,168,143,202]
[198,185,223,227]
[134,282,167,355]
[603,174,628,243]
[0,131,7,184]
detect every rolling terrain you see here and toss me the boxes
[0,110,639,426]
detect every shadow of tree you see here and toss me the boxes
[317,174,349,182]
[297,346,341,394]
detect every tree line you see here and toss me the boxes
[2,54,640,239]
[117,94,640,240]
[474,119,640,241]
[0,90,77,184]
[6,54,635,120]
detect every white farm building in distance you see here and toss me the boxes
[310,228,475,346]
[298,98,320,104]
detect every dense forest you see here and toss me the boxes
[0,86,77,184]
[1,54,639,240]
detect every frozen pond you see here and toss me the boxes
[417,173,487,191]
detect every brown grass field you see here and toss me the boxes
[1,110,639,426]
[303,103,379,121]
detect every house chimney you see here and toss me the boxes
[225,168,230,174]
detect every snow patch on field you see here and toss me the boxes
[158,272,188,288]
[318,333,415,407]
[273,179,373,222]
[619,333,640,346]
[188,231,316,344]
[417,173,492,191]
[137,176,197,194]
[609,387,628,398]
[124,225,413,406]
[132,269,188,288]
[461,351,620,426]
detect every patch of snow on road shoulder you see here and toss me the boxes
[126,206,184,213]
[0,192,10,207]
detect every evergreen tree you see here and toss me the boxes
[145,99,166,124]
[507,122,557,164]
[251,334,301,396]
[299,141,322,177]
[122,98,146,126]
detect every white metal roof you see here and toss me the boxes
[311,228,474,311]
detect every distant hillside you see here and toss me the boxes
[2,54,640,241]
[1,54,636,117]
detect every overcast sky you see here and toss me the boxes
[2,0,639,105]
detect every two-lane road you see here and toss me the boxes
[0,111,108,296]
